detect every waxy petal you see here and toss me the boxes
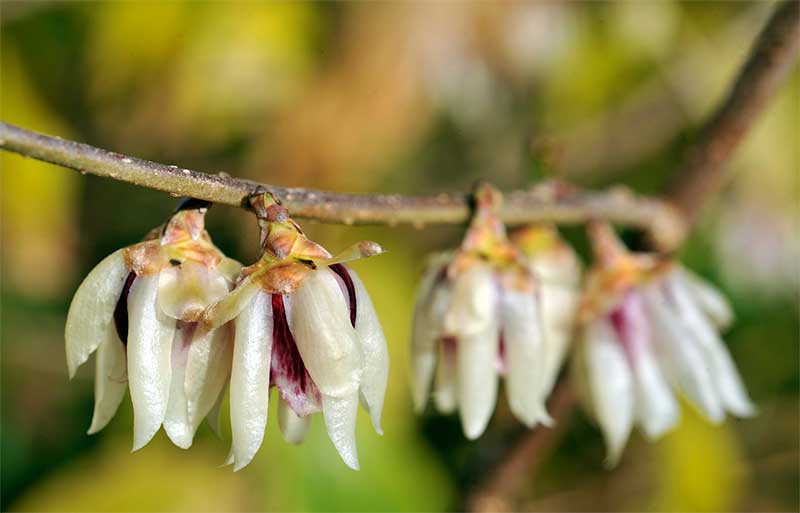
[502,289,551,427]
[203,276,261,330]
[186,325,234,434]
[349,269,389,434]
[127,274,177,451]
[288,270,362,398]
[278,397,311,445]
[87,333,127,434]
[445,263,496,337]
[411,261,450,412]
[65,249,130,378]
[321,392,360,470]
[633,344,680,438]
[230,291,273,471]
[457,328,499,440]
[433,340,458,414]
[677,267,733,329]
[158,261,230,321]
[164,324,194,449]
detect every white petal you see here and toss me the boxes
[65,249,130,378]
[433,341,458,414]
[127,274,177,451]
[158,262,230,321]
[502,289,551,427]
[676,267,733,329]
[321,392,360,470]
[186,324,233,432]
[457,328,500,440]
[444,263,496,337]
[288,270,362,398]
[583,319,634,467]
[278,397,311,445]
[87,332,127,434]
[348,270,389,435]
[633,344,680,439]
[206,384,226,438]
[230,291,273,471]
[164,325,193,449]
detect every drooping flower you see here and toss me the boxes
[511,225,582,398]
[411,184,552,439]
[572,222,755,466]
[65,198,241,450]
[203,192,388,471]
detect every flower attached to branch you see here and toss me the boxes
[65,198,241,450]
[204,192,388,471]
[573,222,755,466]
[411,183,552,439]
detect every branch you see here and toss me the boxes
[0,122,685,250]
[669,0,800,220]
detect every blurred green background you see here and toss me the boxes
[1,2,797,511]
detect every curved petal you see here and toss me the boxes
[676,267,733,329]
[502,289,551,427]
[230,291,273,471]
[457,327,500,440]
[158,261,230,321]
[633,344,680,439]
[186,324,234,434]
[65,249,130,378]
[288,270,362,398]
[164,324,193,449]
[206,383,227,439]
[278,396,312,445]
[127,274,177,451]
[321,392,360,470]
[433,339,458,414]
[584,319,634,467]
[203,276,260,330]
[348,269,389,434]
[411,261,450,412]
[87,332,127,434]
[444,263,496,337]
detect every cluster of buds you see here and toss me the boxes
[67,194,388,471]
[411,184,581,438]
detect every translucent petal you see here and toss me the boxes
[206,384,226,439]
[676,267,733,329]
[584,319,634,467]
[288,270,362,398]
[278,397,311,445]
[348,269,389,435]
[186,324,234,434]
[158,261,230,321]
[127,274,177,451]
[203,276,260,330]
[633,343,680,439]
[445,263,496,337]
[65,249,130,378]
[164,325,193,449]
[87,332,127,434]
[321,392,360,470]
[457,327,499,440]
[411,262,450,412]
[230,291,273,471]
[433,340,458,414]
[502,289,551,427]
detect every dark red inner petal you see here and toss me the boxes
[270,294,320,415]
[329,264,357,328]
[113,272,137,346]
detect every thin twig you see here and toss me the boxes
[466,2,799,511]
[0,122,685,250]
[669,0,800,221]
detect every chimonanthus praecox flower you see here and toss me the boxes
[573,222,755,465]
[411,184,552,439]
[66,199,241,450]
[204,192,389,471]
[511,225,582,398]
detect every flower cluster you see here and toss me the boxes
[67,194,388,471]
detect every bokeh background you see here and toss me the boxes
[1,2,797,511]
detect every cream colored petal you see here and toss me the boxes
[66,249,130,378]
[158,261,230,321]
[319,241,385,266]
[87,332,127,434]
[321,392,360,470]
[127,274,177,451]
[206,384,226,439]
[444,263,496,337]
[288,270,362,398]
[502,289,551,427]
[278,397,312,445]
[633,343,680,439]
[186,324,234,434]
[164,326,193,449]
[433,341,458,414]
[457,327,499,440]
[584,319,634,467]
[203,276,260,330]
[676,267,733,329]
[348,269,389,435]
[218,257,243,284]
[230,291,272,471]
[411,262,450,412]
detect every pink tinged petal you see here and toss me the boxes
[667,279,755,417]
[87,331,127,434]
[411,264,451,413]
[347,269,389,435]
[321,392,360,470]
[676,267,733,329]
[584,319,634,467]
[644,288,725,423]
[230,291,273,471]
[127,274,177,451]
[158,261,230,321]
[287,269,363,399]
[502,289,552,427]
[457,329,500,440]
[65,249,130,378]
[444,263,496,337]
[433,338,458,414]
[164,323,194,449]
[278,397,311,445]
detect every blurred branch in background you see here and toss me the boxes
[0,121,685,249]
[466,2,799,511]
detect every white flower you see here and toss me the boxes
[573,222,754,466]
[411,185,552,439]
[205,192,388,471]
[65,199,241,450]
